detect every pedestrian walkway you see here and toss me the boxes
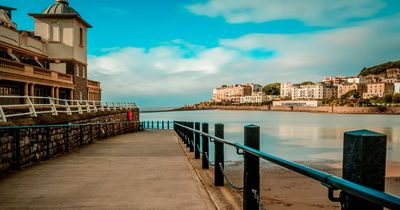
[0,130,216,210]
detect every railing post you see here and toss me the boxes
[243,125,260,210]
[157,121,159,129]
[162,121,164,130]
[167,121,170,130]
[189,122,194,152]
[202,123,209,169]
[214,123,224,186]
[152,121,154,129]
[185,122,189,147]
[341,130,387,210]
[194,122,200,159]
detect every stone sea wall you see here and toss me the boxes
[206,105,400,114]
[0,110,140,174]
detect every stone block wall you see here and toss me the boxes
[0,109,140,174]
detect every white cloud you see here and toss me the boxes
[186,0,387,25]
[88,14,400,105]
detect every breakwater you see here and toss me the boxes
[182,105,400,114]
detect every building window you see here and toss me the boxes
[79,28,83,47]
[82,67,86,79]
[75,64,80,77]
[52,24,60,42]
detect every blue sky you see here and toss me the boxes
[6,0,400,107]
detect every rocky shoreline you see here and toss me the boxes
[174,105,400,115]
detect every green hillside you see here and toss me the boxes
[359,60,400,76]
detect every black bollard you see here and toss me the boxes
[341,130,387,210]
[202,123,209,169]
[214,123,224,186]
[194,122,200,159]
[243,125,260,210]
[189,122,194,152]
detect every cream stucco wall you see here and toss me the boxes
[33,18,88,64]
[0,25,46,55]
[49,63,67,74]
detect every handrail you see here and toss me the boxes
[173,122,400,209]
[0,95,137,122]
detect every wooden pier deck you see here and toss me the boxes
[0,130,216,210]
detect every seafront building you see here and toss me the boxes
[395,83,400,93]
[363,83,395,99]
[337,83,366,98]
[273,100,321,107]
[0,0,101,104]
[280,82,293,98]
[239,93,278,104]
[291,83,336,100]
[212,84,252,103]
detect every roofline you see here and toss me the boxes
[28,13,92,28]
[0,5,17,11]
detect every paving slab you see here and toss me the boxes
[0,130,216,210]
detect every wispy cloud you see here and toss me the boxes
[88,14,400,106]
[186,0,388,26]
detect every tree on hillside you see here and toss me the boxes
[341,89,361,100]
[392,94,400,103]
[262,83,280,95]
[299,81,315,85]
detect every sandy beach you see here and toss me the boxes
[222,161,400,210]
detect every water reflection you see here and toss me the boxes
[141,110,400,162]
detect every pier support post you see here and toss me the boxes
[194,122,200,159]
[341,130,387,210]
[189,122,194,152]
[202,123,209,169]
[243,125,260,210]
[214,123,224,186]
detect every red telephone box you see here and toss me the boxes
[127,110,133,121]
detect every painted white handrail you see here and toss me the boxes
[0,95,137,122]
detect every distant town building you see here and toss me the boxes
[362,83,395,99]
[212,84,252,103]
[240,93,278,104]
[337,83,366,98]
[0,1,101,104]
[395,83,400,94]
[240,93,265,104]
[273,100,321,107]
[247,83,263,94]
[291,83,335,100]
[323,76,347,85]
[280,82,293,98]
[346,77,365,84]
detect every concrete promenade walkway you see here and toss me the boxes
[0,130,216,210]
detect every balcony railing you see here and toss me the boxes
[0,57,24,71]
[0,95,137,122]
[0,57,73,84]
[88,80,100,87]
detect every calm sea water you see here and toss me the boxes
[141,110,400,163]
